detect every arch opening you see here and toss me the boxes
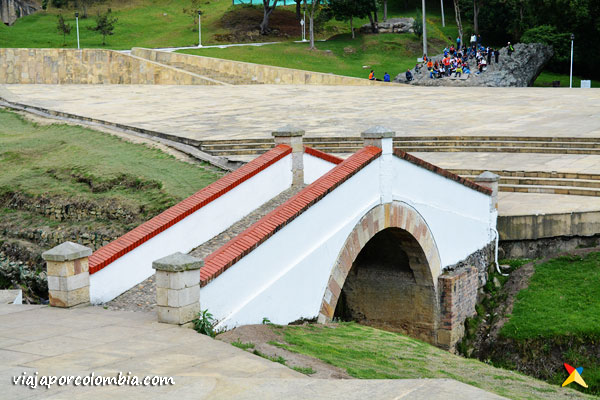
[332,227,438,343]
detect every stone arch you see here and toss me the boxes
[318,201,442,344]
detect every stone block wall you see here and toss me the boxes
[437,266,479,350]
[0,48,223,85]
[131,47,387,86]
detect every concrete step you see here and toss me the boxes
[499,184,600,197]
[395,140,600,149]
[399,146,600,155]
[450,169,600,180]
[463,175,600,189]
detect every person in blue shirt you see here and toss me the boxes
[383,72,390,82]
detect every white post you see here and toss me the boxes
[570,33,574,89]
[440,0,445,27]
[75,12,80,49]
[302,10,307,42]
[198,11,202,47]
[422,0,428,57]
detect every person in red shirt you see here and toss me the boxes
[368,70,375,80]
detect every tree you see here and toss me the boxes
[183,0,202,27]
[78,0,106,19]
[366,0,379,33]
[413,8,423,39]
[260,0,279,35]
[329,0,371,39]
[453,0,463,51]
[473,0,481,34]
[56,14,72,46]
[302,0,322,49]
[88,9,118,45]
[295,0,302,20]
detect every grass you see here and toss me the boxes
[501,252,600,340]
[0,0,250,49]
[0,108,222,217]
[533,71,600,88]
[231,340,255,350]
[291,366,316,375]
[275,322,591,400]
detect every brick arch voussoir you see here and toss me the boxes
[318,201,441,323]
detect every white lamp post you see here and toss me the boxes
[422,0,427,57]
[569,33,574,88]
[301,11,306,42]
[198,10,203,47]
[75,12,80,49]
[440,0,445,27]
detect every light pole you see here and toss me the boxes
[570,33,574,88]
[301,10,306,42]
[198,10,203,47]
[440,0,445,27]
[75,12,80,49]
[422,0,427,57]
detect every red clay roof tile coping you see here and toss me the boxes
[304,146,343,165]
[200,146,382,286]
[88,144,293,274]
[393,149,492,195]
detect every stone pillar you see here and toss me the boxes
[153,252,202,325]
[272,125,305,186]
[42,242,92,308]
[362,126,396,204]
[475,171,500,211]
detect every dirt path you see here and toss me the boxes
[217,324,352,380]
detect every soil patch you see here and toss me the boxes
[217,324,352,379]
[215,6,300,42]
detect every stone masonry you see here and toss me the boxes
[437,266,479,350]
[272,125,304,186]
[153,252,202,325]
[42,241,92,307]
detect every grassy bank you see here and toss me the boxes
[270,322,591,399]
[0,108,222,217]
[533,71,600,88]
[496,252,600,394]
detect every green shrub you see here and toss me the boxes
[192,309,216,337]
[521,25,571,64]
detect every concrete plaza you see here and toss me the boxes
[1,84,599,141]
[0,304,507,400]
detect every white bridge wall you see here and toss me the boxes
[90,155,292,304]
[202,153,496,329]
[303,153,337,184]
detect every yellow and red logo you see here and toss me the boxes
[562,363,588,388]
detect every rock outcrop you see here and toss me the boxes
[394,43,554,87]
[360,17,414,34]
[0,0,37,26]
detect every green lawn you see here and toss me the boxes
[502,253,600,340]
[0,108,222,217]
[272,322,591,400]
[0,0,250,49]
[534,71,600,88]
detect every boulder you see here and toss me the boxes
[360,18,414,34]
[394,43,554,87]
[0,0,37,26]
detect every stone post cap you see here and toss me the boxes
[42,242,92,262]
[474,171,500,182]
[152,252,204,272]
[361,126,396,139]
[271,125,305,137]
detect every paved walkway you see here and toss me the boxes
[0,304,506,399]
[2,85,599,141]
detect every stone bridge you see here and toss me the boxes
[43,126,498,350]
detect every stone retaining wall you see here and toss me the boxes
[0,48,223,85]
[131,47,386,86]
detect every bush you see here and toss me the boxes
[192,309,216,337]
[521,25,571,64]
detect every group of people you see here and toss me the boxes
[368,34,516,83]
